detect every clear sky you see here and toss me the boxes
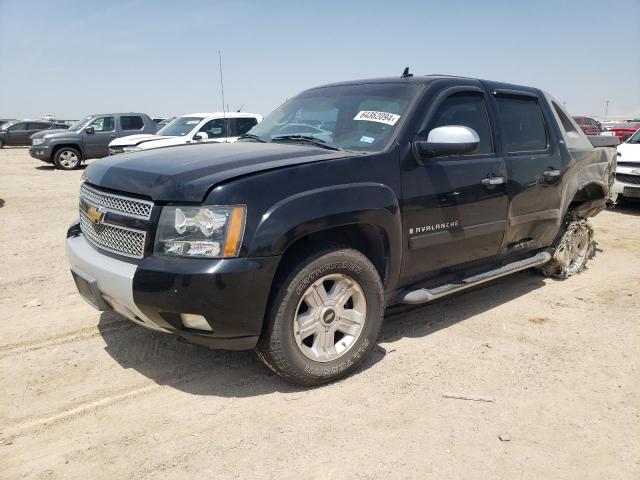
[1,0,638,120]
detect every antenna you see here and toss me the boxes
[401,67,413,79]
[218,50,226,118]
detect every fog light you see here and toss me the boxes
[180,313,212,331]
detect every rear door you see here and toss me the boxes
[27,122,51,140]
[83,116,116,158]
[489,89,563,253]
[118,115,145,137]
[400,83,508,281]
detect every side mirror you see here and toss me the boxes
[193,132,208,142]
[84,126,95,135]
[413,126,480,163]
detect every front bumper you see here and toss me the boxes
[66,232,280,350]
[29,145,52,162]
[613,165,640,198]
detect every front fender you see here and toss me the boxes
[47,138,84,154]
[249,182,402,282]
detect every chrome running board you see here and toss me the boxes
[398,251,552,305]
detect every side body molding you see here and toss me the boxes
[249,182,403,290]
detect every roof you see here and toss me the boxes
[86,112,150,117]
[182,112,262,118]
[312,74,541,95]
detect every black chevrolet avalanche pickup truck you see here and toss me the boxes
[66,74,616,385]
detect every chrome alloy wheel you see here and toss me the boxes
[555,222,591,275]
[59,150,79,168]
[293,273,367,362]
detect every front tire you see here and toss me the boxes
[538,213,594,279]
[53,147,81,170]
[256,246,384,386]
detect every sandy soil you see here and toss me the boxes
[0,148,639,479]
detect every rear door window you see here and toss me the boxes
[120,116,144,131]
[495,96,548,153]
[552,102,579,136]
[234,117,258,136]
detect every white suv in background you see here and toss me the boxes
[108,112,262,155]
[612,128,640,202]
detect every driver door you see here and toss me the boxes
[6,122,28,145]
[193,118,228,143]
[83,116,116,158]
[400,86,508,282]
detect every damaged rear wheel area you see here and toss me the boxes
[537,213,595,279]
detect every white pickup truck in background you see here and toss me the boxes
[108,112,262,155]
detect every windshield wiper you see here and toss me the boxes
[238,133,267,143]
[270,135,343,151]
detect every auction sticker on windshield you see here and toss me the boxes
[353,111,400,126]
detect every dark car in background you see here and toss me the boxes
[0,120,69,148]
[573,116,602,135]
[29,113,157,170]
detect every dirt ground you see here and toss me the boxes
[0,147,638,479]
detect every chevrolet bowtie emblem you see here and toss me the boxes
[86,205,107,224]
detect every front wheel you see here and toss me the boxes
[256,246,384,386]
[53,147,81,170]
[538,214,594,279]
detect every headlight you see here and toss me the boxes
[154,205,246,258]
[32,138,46,145]
[123,146,142,153]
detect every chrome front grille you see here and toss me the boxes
[79,183,152,259]
[80,211,147,258]
[616,173,640,185]
[80,183,153,219]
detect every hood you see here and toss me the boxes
[617,142,640,163]
[110,134,173,147]
[31,129,79,140]
[84,141,355,202]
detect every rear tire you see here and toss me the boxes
[54,147,81,170]
[537,213,594,279]
[0,139,4,149]
[256,246,384,386]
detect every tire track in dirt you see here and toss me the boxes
[0,318,133,358]
[1,352,258,441]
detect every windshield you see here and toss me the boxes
[246,83,422,152]
[0,121,17,131]
[627,129,640,143]
[67,115,94,131]
[156,116,204,136]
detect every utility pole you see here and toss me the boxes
[605,100,609,119]
[563,101,566,110]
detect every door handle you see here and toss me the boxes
[481,176,505,186]
[110,135,116,138]
[543,169,560,178]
